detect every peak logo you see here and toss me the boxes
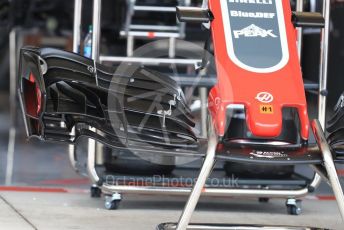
[233,24,277,39]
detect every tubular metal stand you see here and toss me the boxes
[70,0,104,176]
[69,3,343,229]
[296,0,304,58]
[318,0,331,128]
[121,0,189,57]
[7,26,24,186]
[6,28,19,186]
[174,120,344,230]
[176,122,217,230]
[70,0,204,175]
[84,0,323,202]
[312,120,344,219]
[69,0,83,173]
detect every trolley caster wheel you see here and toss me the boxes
[286,199,302,215]
[259,198,270,203]
[90,185,101,198]
[105,200,120,210]
[104,193,122,210]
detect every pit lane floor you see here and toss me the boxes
[0,190,343,230]
[0,107,343,230]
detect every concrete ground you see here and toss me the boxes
[0,191,343,230]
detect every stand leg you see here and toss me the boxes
[68,127,80,173]
[176,129,217,230]
[312,120,344,221]
[87,130,100,184]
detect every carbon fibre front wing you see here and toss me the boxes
[18,47,200,156]
[18,47,342,164]
[327,92,344,161]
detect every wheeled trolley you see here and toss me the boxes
[16,0,344,229]
[162,0,344,229]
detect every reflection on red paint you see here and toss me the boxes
[28,72,42,115]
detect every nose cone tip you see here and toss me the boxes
[250,122,282,138]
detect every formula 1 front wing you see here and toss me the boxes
[18,47,199,155]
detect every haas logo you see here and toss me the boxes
[234,24,277,39]
[256,92,274,103]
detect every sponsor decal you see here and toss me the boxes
[87,65,95,73]
[255,92,274,103]
[221,0,289,73]
[250,150,288,159]
[260,105,274,114]
[230,10,275,19]
[228,0,273,4]
[234,24,277,39]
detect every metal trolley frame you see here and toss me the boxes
[71,0,344,229]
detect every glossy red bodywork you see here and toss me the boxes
[208,0,309,140]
